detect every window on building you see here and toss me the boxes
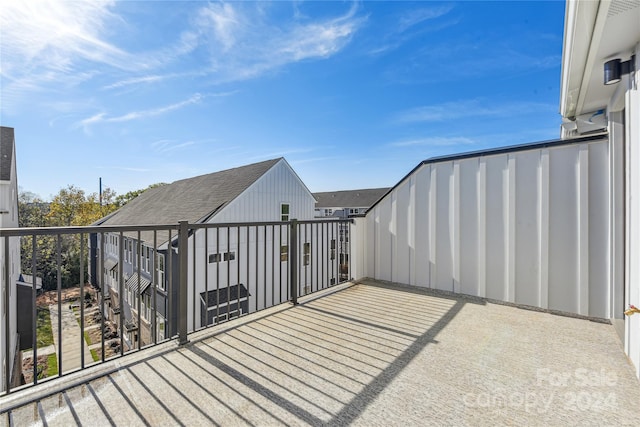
[281,245,288,262]
[281,203,290,221]
[145,246,151,272]
[209,252,235,263]
[157,254,165,291]
[303,242,310,266]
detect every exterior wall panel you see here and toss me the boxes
[363,138,611,318]
[459,158,479,296]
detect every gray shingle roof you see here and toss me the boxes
[99,158,282,243]
[0,127,15,181]
[313,188,390,208]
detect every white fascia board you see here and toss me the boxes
[560,0,600,119]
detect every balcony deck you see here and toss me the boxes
[2,280,640,426]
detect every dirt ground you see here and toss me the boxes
[36,285,97,307]
[21,355,50,384]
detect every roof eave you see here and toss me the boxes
[560,0,600,119]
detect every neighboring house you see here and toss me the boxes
[559,0,640,378]
[313,188,389,282]
[0,126,21,391]
[313,188,389,218]
[90,158,316,345]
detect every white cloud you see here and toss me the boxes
[75,93,203,131]
[395,99,556,123]
[0,1,133,76]
[190,2,365,83]
[397,5,455,33]
[96,166,152,172]
[391,136,475,147]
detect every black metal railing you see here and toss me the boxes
[0,218,352,395]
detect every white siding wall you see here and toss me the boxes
[625,73,640,377]
[213,159,315,223]
[0,142,20,391]
[187,159,317,330]
[364,138,611,318]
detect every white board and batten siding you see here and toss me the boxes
[363,136,611,318]
[187,158,317,330]
[212,159,315,223]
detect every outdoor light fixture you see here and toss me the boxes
[604,55,635,85]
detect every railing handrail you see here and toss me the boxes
[0,218,354,237]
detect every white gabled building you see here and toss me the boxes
[0,126,21,391]
[93,158,317,341]
[559,0,640,377]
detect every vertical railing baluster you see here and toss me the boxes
[312,223,316,293]
[263,226,266,310]
[100,232,105,362]
[254,226,258,312]
[280,224,291,302]
[192,228,196,332]
[167,229,173,338]
[4,236,11,393]
[80,233,85,368]
[31,235,37,385]
[152,231,157,344]
[226,227,231,322]
[271,225,275,307]
[322,222,326,290]
[205,227,209,328]
[290,219,298,305]
[178,221,188,345]
[245,226,249,314]
[236,227,241,318]
[136,231,141,350]
[216,227,220,324]
[118,232,124,356]
[56,235,62,376]
[304,224,308,294]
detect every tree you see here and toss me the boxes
[114,183,165,207]
[19,183,160,290]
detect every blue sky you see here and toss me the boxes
[1,1,565,200]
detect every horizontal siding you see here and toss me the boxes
[364,139,611,318]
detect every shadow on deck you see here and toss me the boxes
[2,280,640,426]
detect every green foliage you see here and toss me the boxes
[18,183,162,290]
[46,353,58,377]
[36,307,54,347]
[114,183,166,207]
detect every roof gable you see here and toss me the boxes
[101,158,282,228]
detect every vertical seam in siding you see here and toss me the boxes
[478,158,487,298]
[579,144,590,315]
[539,149,550,309]
[508,155,517,302]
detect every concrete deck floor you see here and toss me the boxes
[2,280,640,426]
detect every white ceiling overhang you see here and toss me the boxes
[560,0,640,119]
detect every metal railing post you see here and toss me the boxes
[4,236,10,394]
[290,219,298,305]
[178,221,189,345]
